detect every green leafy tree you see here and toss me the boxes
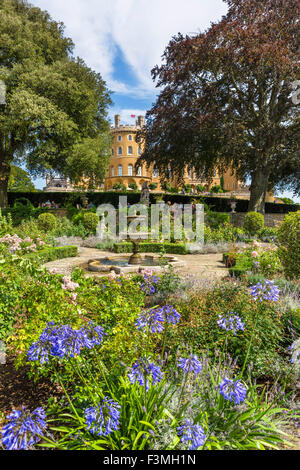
[8,165,36,191]
[137,0,300,213]
[0,0,112,207]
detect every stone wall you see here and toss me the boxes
[230,212,286,228]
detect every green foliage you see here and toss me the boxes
[0,0,111,207]
[243,212,265,235]
[277,210,300,279]
[82,212,99,234]
[111,242,187,255]
[128,182,138,191]
[8,165,36,192]
[171,282,287,380]
[228,246,283,278]
[149,183,157,190]
[24,245,78,264]
[38,213,57,231]
[205,212,230,229]
[0,208,13,235]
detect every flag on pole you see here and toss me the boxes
[130,114,136,118]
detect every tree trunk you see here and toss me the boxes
[0,164,10,208]
[248,167,270,214]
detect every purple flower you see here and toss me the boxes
[136,305,180,333]
[128,358,163,390]
[85,397,120,437]
[27,322,60,364]
[177,354,202,375]
[136,308,165,333]
[217,312,245,335]
[250,280,280,302]
[1,407,47,450]
[177,419,206,450]
[219,377,247,404]
[80,321,105,349]
[140,273,160,296]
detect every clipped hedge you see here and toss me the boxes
[24,245,78,264]
[7,191,299,214]
[110,242,187,255]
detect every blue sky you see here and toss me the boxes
[28,0,299,202]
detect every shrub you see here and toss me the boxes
[111,242,187,254]
[277,210,300,279]
[129,182,138,191]
[149,183,157,190]
[243,212,264,235]
[82,212,99,234]
[38,213,57,231]
[0,209,13,236]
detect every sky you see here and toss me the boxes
[28,0,299,202]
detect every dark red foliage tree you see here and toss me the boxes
[137,0,300,213]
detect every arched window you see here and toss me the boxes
[128,146,133,155]
[111,167,114,177]
[137,166,142,176]
[118,165,123,176]
[138,147,142,155]
[128,164,133,176]
[117,135,122,142]
[118,147,122,155]
[153,167,158,178]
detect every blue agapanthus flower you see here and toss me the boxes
[136,308,165,333]
[140,273,160,295]
[217,312,245,335]
[128,358,163,390]
[80,321,105,349]
[27,322,60,364]
[177,354,203,375]
[160,305,181,325]
[85,397,120,437]
[1,407,47,450]
[136,305,180,333]
[177,419,206,450]
[250,280,280,302]
[28,322,106,363]
[219,377,247,404]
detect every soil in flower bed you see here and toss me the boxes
[0,356,62,416]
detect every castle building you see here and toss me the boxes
[44,113,277,202]
[105,114,242,193]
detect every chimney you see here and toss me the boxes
[114,114,121,128]
[137,115,145,127]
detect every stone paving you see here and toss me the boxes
[44,247,229,281]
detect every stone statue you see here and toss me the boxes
[140,181,150,205]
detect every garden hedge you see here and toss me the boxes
[7,191,299,214]
[110,242,187,255]
[24,245,78,264]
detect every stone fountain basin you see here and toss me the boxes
[87,254,185,274]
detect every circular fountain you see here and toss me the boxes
[86,214,185,274]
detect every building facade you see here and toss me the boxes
[104,114,242,193]
[45,113,277,202]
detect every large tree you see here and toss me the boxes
[8,165,35,191]
[137,0,300,213]
[0,0,112,207]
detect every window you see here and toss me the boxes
[118,147,122,155]
[118,165,123,176]
[128,164,133,176]
[153,168,158,178]
[128,135,133,141]
[138,147,142,155]
[117,135,122,142]
[137,166,142,176]
[128,146,133,155]
[111,148,114,156]
[111,167,114,177]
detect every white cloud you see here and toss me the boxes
[29,0,228,97]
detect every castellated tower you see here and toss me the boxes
[104,114,155,191]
